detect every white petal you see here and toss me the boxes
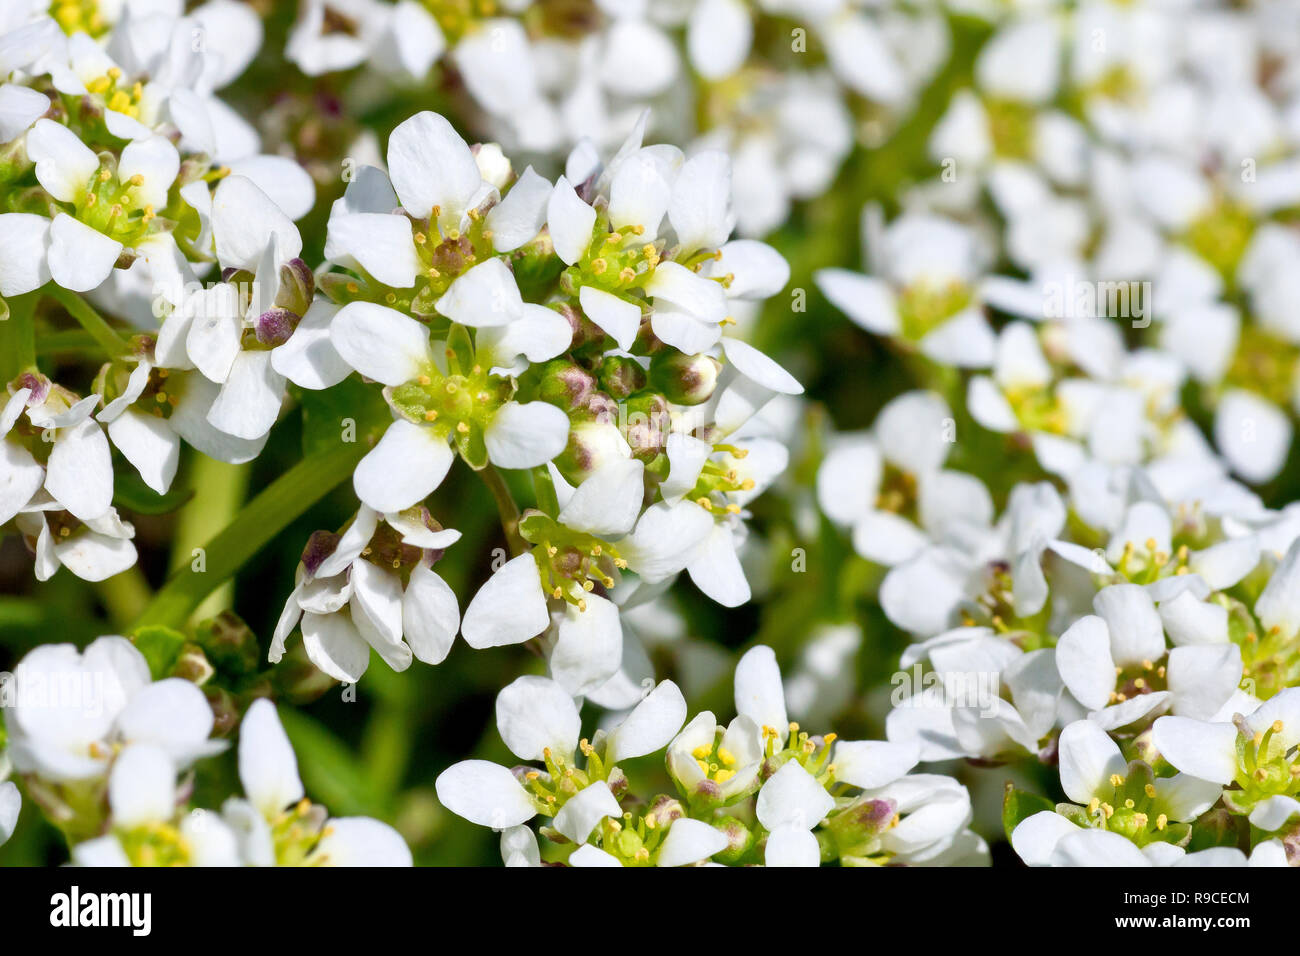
[553,780,621,843]
[271,299,352,390]
[330,301,433,385]
[386,111,482,225]
[734,645,788,738]
[1151,716,1239,784]
[485,401,570,469]
[814,269,900,335]
[461,553,550,648]
[47,418,113,521]
[212,175,301,271]
[0,213,51,296]
[1057,720,1125,804]
[353,420,453,513]
[435,759,537,829]
[205,351,285,440]
[301,611,371,683]
[314,817,412,866]
[487,166,551,252]
[547,176,596,266]
[549,595,623,697]
[495,675,580,762]
[27,119,97,203]
[402,564,460,665]
[48,214,121,293]
[607,680,687,763]
[108,744,175,827]
[764,825,820,866]
[756,760,834,831]
[1055,615,1115,712]
[687,523,751,607]
[325,212,419,288]
[238,698,305,818]
[578,286,641,351]
[657,817,728,867]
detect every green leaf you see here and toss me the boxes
[277,706,388,817]
[1002,783,1056,841]
[130,625,188,680]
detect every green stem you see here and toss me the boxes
[133,442,365,629]
[481,464,526,556]
[46,285,128,357]
[169,453,251,621]
[94,564,153,628]
[0,291,38,379]
[531,464,559,517]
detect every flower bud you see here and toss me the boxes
[823,796,896,859]
[171,642,215,686]
[650,351,721,405]
[597,355,647,400]
[255,308,301,347]
[196,611,261,676]
[712,815,756,865]
[622,393,670,461]
[554,420,628,484]
[536,359,596,411]
[472,142,512,190]
[275,257,315,317]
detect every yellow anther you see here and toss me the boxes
[456,421,470,434]
[717,747,736,766]
[1156,814,1167,830]
[1144,784,1156,798]
[1109,774,1124,787]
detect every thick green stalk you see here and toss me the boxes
[481,464,526,556]
[46,285,128,357]
[133,442,365,629]
[168,454,251,622]
[0,291,37,379]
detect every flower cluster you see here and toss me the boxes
[802,0,1300,867]
[267,109,801,693]
[436,646,985,865]
[1,636,410,865]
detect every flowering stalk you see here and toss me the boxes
[134,440,367,630]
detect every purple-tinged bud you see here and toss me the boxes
[276,257,315,316]
[649,351,721,405]
[12,371,51,405]
[712,815,756,865]
[301,530,341,577]
[623,393,670,461]
[553,421,627,484]
[824,796,897,859]
[255,308,301,347]
[645,795,685,829]
[597,355,647,400]
[537,359,596,412]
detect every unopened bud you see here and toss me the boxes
[554,421,628,484]
[275,258,315,316]
[255,308,301,347]
[597,355,647,399]
[649,351,721,405]
[537,359,596,411]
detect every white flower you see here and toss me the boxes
[271,506,462,683]
[815,212,996,368]
[7,637,223,783]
